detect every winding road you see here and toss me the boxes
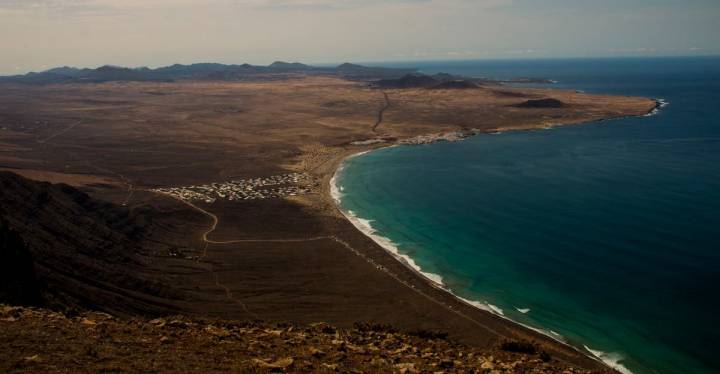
[372,91,391,133]
[154,190,513,339]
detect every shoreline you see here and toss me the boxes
[323,101,665,373]
[328,148,624,372]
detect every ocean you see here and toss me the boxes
[334,57,720,374]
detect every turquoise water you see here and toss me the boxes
[336,57,720,374]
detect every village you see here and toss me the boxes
[152,172,315,204]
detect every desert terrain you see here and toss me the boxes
[0,76,656,371]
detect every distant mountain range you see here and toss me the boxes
[0,62,419,84]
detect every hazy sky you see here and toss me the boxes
[1,0,718,74]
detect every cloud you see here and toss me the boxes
[0,0,510,12]
[607,47,658,53]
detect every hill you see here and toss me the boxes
[0,62,417,84]
[513,98,568,108]
[0,171,186,315]
[373,74,441,88]
[429,80,481,89]
[372,73,496,89]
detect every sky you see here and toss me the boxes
[1,0,718,74]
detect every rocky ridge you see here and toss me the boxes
[0,304,607,373]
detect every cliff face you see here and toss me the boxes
[0,305,607,373]
[0,172,182,314]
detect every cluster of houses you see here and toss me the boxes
[398,129,480,145]
[152,172,315,203]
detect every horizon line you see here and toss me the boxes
[5,54,720,77]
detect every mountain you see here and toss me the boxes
[86,65,151,81]
[43,66,83,77]
[268,61,313,70]
[0,61,418,84]
[0,62,546,86]
[0,171,183,315]
[336,62,365,70]
[373,73,441,88]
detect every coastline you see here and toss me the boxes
[0,75,662,373]
[327,148,623,372]
[324,101,665,374]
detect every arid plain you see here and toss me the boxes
[0,76,656,370]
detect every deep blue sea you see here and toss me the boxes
[335,57,720,374]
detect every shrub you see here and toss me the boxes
[499,340,538,354]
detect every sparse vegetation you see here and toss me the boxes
[500,339,540,354]
[0,305,607,373]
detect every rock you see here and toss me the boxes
[252,357,294,370]
[87,311,113,321]
[263,328,283,337]
[309,322,336,334]
[394,363,418,374]
[321,363,339,371]
[389,344,411,355]
[205,326,231,338]
[23,354,41,363]
[0,304,600,373]
[370,358,387,366]
[345,343,365,354]
[168,319,188,328]
[308,347,326,358]
[0,306,20,317]
[149,318,166,328]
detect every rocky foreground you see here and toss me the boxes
[0,305,608,373]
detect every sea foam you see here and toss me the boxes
[459,297,505,316]
[644,98,669,117]
[344,208,445,287]
[584,346,634,374]
[332,153,446,289]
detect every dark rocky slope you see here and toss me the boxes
[513,98,568,108]
[0,172,187,315]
